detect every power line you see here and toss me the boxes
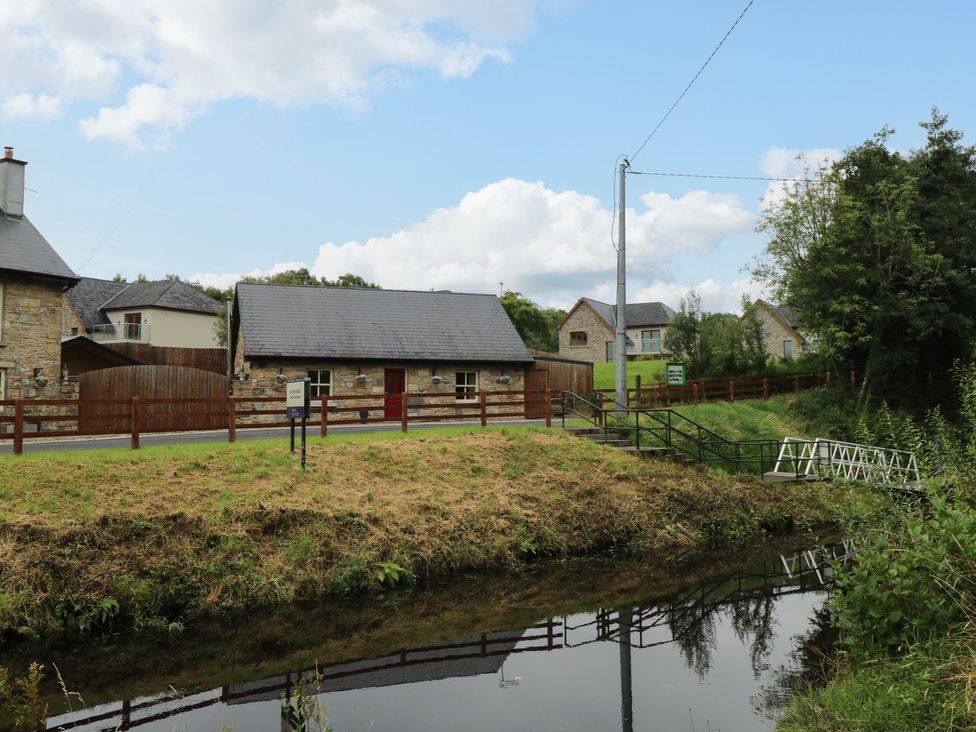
[630,0,755,165]
[629,170,813,182]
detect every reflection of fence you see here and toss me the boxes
[0,389,554,455]
[773,438,921,489]
[46,620,563,731]
[563,541,854,650]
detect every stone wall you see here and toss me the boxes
[61,293,86,337]
[232,358,528,425]
[558,304,612,363]
[757,308,805,362]
[0,277,67,401]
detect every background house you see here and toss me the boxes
[749,299,807,361]
[231,284,534,419]
[63,277,221,348]
[0,147,79,400]
[557,297,675,363]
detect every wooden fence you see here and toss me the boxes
[0,389,553,454]
[595,371,832,409]
[103,343,227,374]
[528,349,594,396]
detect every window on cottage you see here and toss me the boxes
[0,369,5,400]
[307,369,332,397]
[456,371,478,401]
[569,331,588,347]
[783,339,794,359]
[70,327,79,336]
[641,329,662,353]
[606,341,614,361]
[0,283,4,341]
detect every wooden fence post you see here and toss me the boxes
[763,377,769,399]
[635,375,641,408]
[320,396,328,438]
[130,396,140,450]
[227,397,236,443]
[401,389,408,433]
[478,391,487,427]
[729,380,735,403]
[794,375,800,394]
[928,370,933,386]
[826,371,832,387]
[13,398,24,456]
[545,388,552,428]
[693,383,699,406]
[850,369,856,388]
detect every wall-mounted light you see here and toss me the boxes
[355,367,367,384]
[497,375,511,384]
[33,368,48,388]
[274,367,287,385]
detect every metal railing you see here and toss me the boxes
[559,391,881,483]
[774,437,921,489]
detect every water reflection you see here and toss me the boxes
[42,540,852,732]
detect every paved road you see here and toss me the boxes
[0,419,552,454]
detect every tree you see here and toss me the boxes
[498,291,566,352]
[738,297,768,373]
[754,110,976,402]
[663,291,707,378]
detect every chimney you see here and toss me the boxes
[0,146,26,217]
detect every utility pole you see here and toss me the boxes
[615,159,629,409]
[225,294,233,385]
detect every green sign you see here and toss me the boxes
[666,363,686,386]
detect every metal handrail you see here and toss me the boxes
[560,391,831,480]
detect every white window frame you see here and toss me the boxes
[455,371,478,401]
[783,339,794,359]
[606,341,614,361]
[0,283,4,341]
[308,369,332,397]
[0,369,5,400]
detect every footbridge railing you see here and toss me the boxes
[773,438,920,490]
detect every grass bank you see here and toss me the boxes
[0,426,881,639]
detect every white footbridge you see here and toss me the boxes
[766,438,921,490]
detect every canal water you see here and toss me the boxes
[6,536,849,732]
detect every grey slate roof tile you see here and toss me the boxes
[236,284,533,363]
[65,278,126,328]
[581,297,675,327]
[0,214,77,283]
[101,280,221,314]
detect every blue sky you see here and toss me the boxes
[3,0,974,311]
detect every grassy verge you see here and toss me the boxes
[0,427,882,639]
[594,360,667,389]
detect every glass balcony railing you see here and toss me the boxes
[89,323,151,344]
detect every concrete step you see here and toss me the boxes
[585,438,633,447]
[618,446,675,457]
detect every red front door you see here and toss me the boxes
[384,368,406,419]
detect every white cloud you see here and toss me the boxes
[1,92,62,121]
[759,146,842,210]
[190,177,754,308]
[1,1,543,147]
[633,277,764,315]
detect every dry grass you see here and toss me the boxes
[0,427,880,637]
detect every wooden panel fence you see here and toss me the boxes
[528,349,594,397]
[0,389,553,454]
[103,343,227,374]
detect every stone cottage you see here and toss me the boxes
[747,299,808,361]
[231,283,534,420]
[557,297,675,363]
[0,147,79,401]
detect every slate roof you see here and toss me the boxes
[101,280,221,314]
[579,297,675,328]
[65,278,127,328]
[0,214,78,284]
[235,283,534,363]
[772,303,798,328]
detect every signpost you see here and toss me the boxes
[666,363,686,387]
[286,378,310,473]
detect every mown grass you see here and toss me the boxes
[671,396,802,441]
[593,360,667,389]
[0,426,883,638]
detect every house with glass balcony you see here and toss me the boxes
[556,297,675,363]
[63,277,221,348]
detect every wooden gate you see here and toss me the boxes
[78,365,229,434]
[524,368,549,418]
